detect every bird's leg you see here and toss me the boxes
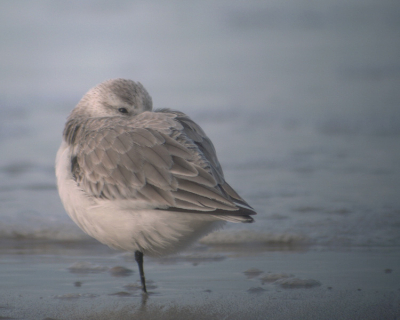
[135,250,147,293]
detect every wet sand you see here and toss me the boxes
[0,239,399,320]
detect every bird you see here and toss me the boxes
[55,78,257,293]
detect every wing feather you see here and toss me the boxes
[131,128,158,146]
[68,111,256,218]
[113,134,133,153]
[175,180,232,206]
[174,199,210,211]
[169,156,198,177]
[102,148,120,170]
[143,162,175,189]
[121,147,143,172]
[139,145,173,168]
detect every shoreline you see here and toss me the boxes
[1,240,399,319]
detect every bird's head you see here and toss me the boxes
[72,78,153,118]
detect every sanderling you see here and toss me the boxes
[56,78,256,293]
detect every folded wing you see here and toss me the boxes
[71,110,256,221]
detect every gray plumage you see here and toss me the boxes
[63,79,255,221]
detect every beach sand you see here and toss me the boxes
[1,239,399,320]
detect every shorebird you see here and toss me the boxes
[56,78,256,293]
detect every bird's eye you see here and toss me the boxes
[118,108,128,114]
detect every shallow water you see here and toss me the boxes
[0,1,400,318]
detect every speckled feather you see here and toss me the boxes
[64,110,255,217]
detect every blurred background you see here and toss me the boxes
[0,0,399,248]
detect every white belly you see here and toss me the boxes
[55,141,225,256]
